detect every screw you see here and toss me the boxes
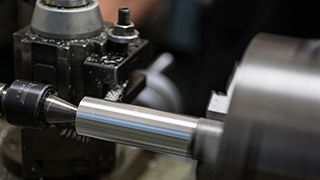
[118,7,131,25]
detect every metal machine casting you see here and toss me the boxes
[7,0,150,179]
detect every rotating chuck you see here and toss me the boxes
[0,79,76,131]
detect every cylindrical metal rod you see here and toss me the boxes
[76,97,200,157]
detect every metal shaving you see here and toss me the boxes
[60,128,91,144]
[104,81,128,101]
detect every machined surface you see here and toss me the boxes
[76,97,199,157]
[215,33,320,180]
[43,95,77,124]
[44,0,91,7]
[14,24,149,104]
[31,0,103,39]
[107,27,140,44]
[191,118,223,163]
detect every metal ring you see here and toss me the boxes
[107,28,139,44]
[31,0,103,39]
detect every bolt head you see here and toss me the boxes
[113,22,135,36]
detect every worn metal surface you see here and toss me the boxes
[10,3,151,179]
[43,0,91,7]
[13,21,149,180]
[31,0,103,39]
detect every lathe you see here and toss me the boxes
[1,0,320,180]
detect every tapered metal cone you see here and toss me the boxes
[43,95,77,124]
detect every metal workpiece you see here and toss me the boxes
[191,118,224,163]
[213,33,320,180]
[76,97,199,157]
[43,95,77,124]
[14,23,149,105]
[31,0,103,39]
[107,7,140,44]
[43,0,91,7]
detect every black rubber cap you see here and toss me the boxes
[118,7,131,25]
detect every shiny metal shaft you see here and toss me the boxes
[76,97,200,157]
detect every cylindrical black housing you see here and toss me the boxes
[4,79,57,131]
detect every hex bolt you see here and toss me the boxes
[118,7,131,25]
[108,7,139,44]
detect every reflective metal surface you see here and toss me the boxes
[206,64,238,120]
[31,0,103,39]
[107,7,139,44]
[43,0,91,7]
[107,23,140,44]
[0,83,8,116]
[76,97,199,157]
[215,33,320,180]
[43,95,77,124]
[191,118,224,163]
